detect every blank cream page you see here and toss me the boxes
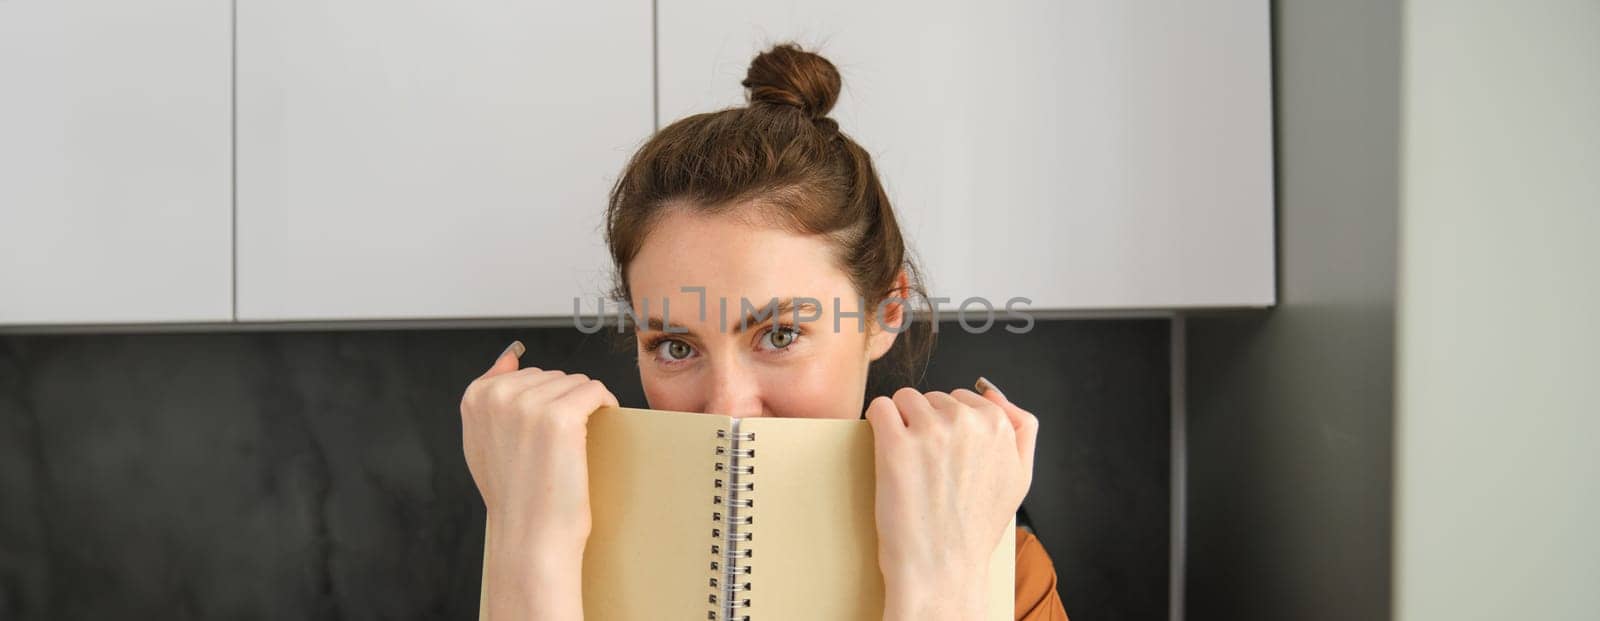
[739,416,1015,621]
[582,407,730,620]
[479,406,730,621]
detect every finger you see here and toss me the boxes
[479,368,564,404]
[864,396,906,443]
[975,377,1038,466]
[974,377,1023,429]
[1016,413,1038,474]
[522,373,595,407]
[922,391,968,425]
[550,374,619,407]
[481,340,526,378]
[494,367,568,389]
[548,377,620,423]
[890,387,936,429]
[950,388,1007,428]
[923,390,960,411]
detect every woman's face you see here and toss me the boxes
[626,206,901,419]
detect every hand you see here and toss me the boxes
[864,379,1039,621]
[460,341,618,621]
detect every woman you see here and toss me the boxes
[461,44,1068,620]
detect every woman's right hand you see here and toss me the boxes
[461,341,618,620]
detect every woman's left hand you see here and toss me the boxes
[865,381,1039,621]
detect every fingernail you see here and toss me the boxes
[975,376,1005,398]
[502,340,526,359]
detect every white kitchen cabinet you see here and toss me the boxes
[658,0,1275,310]
[0,0,232,326]
[3,0,1268,329]
[235,0,652,321]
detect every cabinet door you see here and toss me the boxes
[658,0,1274,310]
[0,1,232,326]
[236,0,652,321]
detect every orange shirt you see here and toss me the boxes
[1014,527,1069,620]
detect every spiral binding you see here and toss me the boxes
[707,423,757,621]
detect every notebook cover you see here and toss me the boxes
[479,407,1014,620]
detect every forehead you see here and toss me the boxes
[626,206,855,311]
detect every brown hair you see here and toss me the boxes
[604,43,933,385]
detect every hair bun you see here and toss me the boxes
[742,43,841,120]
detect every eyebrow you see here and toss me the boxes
[640,298,820,335]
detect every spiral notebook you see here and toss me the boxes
[478,406,1015,620]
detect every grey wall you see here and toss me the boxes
[1185,0,1399,619]
[1,320,1171,620]
[1395,2,1600,618]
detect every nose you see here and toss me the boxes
[703,358,765,418]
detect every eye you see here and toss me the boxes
[760,326,800,351]
[654,339,695,362]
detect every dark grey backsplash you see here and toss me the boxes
[0,320,1169,620]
